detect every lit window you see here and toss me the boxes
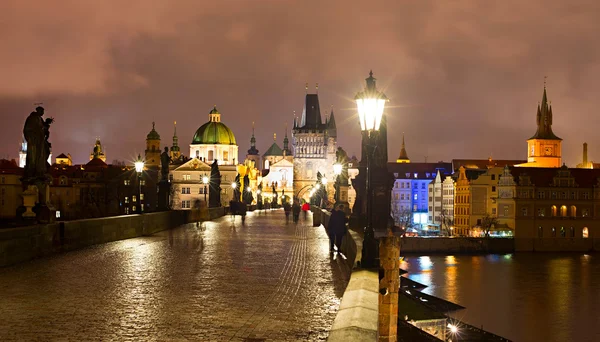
[414,194,418,200]
[183,175,191,181]
[133,195,137,202]
[132,206,136,211]
[140,194,144,200]
[125,207,130,214]
[537,208,545,217]
[583,227,589,238]
[56,211,61,219]
[560,227,566,238]
[124,180,131,185]
[140,180,146,186]
[414,173,418,179]
[552,227,556,237]
[124,196,129,204]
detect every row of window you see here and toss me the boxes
[394,193,426,201]
[179,175,229,182]
[535,191,590,200]
[194,150,229,161]
[180,187,207,195]
[394,182,428,189]
[123,195,142,203]
[123,180,146,186]
[538,226,589,238]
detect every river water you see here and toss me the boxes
[401,253,600,342]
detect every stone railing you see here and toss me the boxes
[317,208,378,341]
[0,207,226,268]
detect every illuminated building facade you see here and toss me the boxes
[497,165,600,251]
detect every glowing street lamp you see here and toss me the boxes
[134,154,144,214]
[355,70,389,269]
[315,183,321,190]
[231,182,237,189]
[202,174,209,204]
[321,177,328,185]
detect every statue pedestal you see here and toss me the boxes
[20,185,38,220]
[35,178,55,224]
[157,180,171,211]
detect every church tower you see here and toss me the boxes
[145,122,161,167]
[396,133,410,163]
[525,83,562,167]
[170,121,181,160]
[90,138,107,162]
[245,122,260,167]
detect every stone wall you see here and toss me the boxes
[400,237,514,254]
[0,208,226,268]
[320,208,378,342]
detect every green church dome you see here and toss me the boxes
[147,122,160,140]
[192,121,236,145]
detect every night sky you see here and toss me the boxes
[1,1,599,166]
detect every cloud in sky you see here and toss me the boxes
[1,0,599,166]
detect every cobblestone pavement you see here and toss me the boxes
[0,210,351,341]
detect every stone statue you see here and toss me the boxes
[160,147,171,181]
[23,106,52,179]
[209,159,222,207]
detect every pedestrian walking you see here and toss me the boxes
[284,201,292,223]
[292,199,301,224]
[301,201,310,220]
[328,204,348,253]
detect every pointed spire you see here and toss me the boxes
[530,79,560,140]
[273,133,276,141]
[397,132,410,163]
[283,123,291,155]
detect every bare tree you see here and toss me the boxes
[481,213,499,238]
[392,206,413,230]
[440,210,454,237]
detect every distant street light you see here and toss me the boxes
[321,177,328,185]
[202,174,209,204]
[231,182,237,189]
[134,154,144,214]
[333,163,343,176]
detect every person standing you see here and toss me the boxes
[292,199,301,224]
[328,204,348,253]
[283,201,292,224]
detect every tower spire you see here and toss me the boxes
[396,132,410,163]
[170,120,180,159]
[529,80,560,140]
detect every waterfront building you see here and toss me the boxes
[189,106,238,166]
[388,162,452,231]
[453,166,486,236]
[497,165,600,251]
[427,170,455,233]
[517,84,562,168]
[89,138,107,162]
[292,88,337,203]
[0,159,23,219]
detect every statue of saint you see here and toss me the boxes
[23,106,52,179]
[160,147,171,181]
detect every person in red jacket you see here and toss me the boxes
[301,201,310,220]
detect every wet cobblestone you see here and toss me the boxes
[0,210,350,341]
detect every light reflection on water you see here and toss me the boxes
[402,254,600,342]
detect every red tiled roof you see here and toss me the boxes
[0,159,23,175]
[85,158,108,168]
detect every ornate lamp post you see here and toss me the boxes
[355,71,389,268]
[134,154,145,214]
[202,174,209,204]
